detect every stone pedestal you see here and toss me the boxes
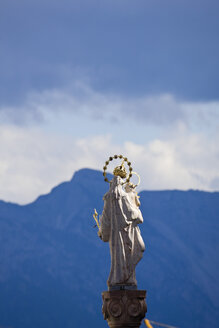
[102,290,147,328]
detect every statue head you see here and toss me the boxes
[103,155,132,184]
[113,161,127,179]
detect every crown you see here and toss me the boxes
[113,161,127,178]
[103,155,132,183]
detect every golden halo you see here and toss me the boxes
[130,171,141,188]
[103,155,133,184]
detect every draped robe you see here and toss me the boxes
[99,176,145,288]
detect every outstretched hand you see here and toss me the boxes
[97,230,102,239]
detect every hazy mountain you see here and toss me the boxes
[0,168,218,328]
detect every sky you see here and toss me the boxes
[0,0,219,204]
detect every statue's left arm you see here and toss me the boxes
[123,195,144,225]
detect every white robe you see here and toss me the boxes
[99,176,145,288]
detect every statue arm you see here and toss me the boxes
[123,196,144,225]
[98,199,111,242]
[131,207,144,225]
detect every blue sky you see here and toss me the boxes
[0,0,219,203]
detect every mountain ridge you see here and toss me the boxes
[1,168,218,207]
[0,168,218,328]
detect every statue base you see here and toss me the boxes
[102,289,147,328]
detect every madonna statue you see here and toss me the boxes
[98,156,145,290]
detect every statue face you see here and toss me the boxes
[110,176,121,188]
[125,184,132,192]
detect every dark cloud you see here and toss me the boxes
[1,81,218,128]
[0,0,219,107]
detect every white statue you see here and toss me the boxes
[96,155,145,290]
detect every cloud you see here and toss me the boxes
[0,125,218,204]
[1,83,218,129]
[0,85,218,204]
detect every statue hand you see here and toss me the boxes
[97,230,102,239]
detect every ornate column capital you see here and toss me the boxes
[102,290,147,328]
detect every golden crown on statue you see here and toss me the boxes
[103,154,132,183]
[113,161,127,178]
